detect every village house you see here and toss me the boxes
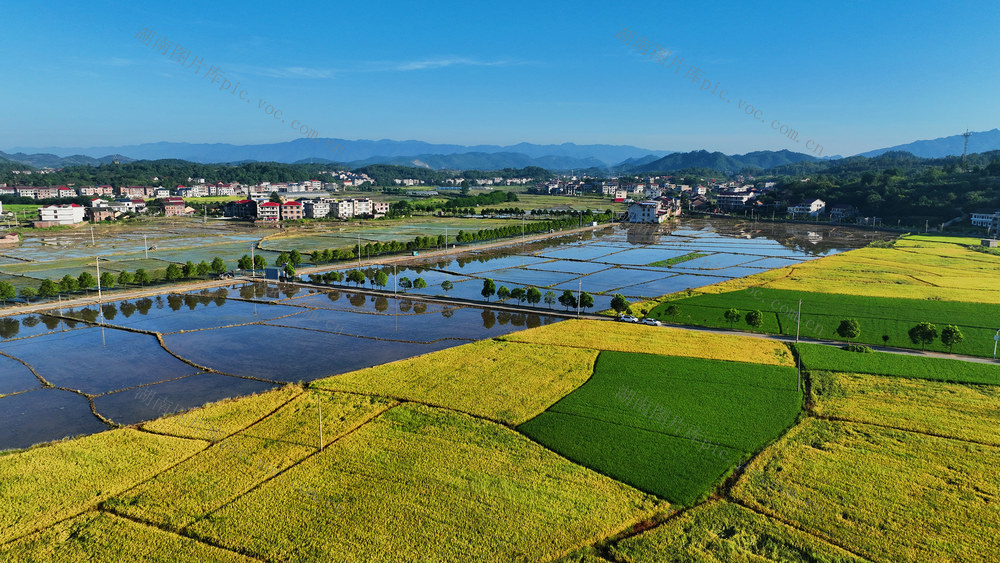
[36,203,85,227]
[280,200,304,221]
[303,200,331,219]
[161,197,187,217]
[255,201,280,222]
[787,198,826,217]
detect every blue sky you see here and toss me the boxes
[2,0,998,157]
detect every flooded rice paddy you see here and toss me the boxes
[0,286,558,451]
[0,217,880,451]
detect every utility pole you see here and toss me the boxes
[318,397,324,450]
[993,329,999,360]
[795,299,801,343]
[250,244,255,278]
[576,279,582,317]
[96,256,102,302]
[143,234,148,259]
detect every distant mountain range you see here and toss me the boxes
[3,139,670,170]
[857,128,1000,158]
[0,151,133,168]
[620,149,823,174]
[4,128,998,171]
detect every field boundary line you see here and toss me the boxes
[98,509,268,562]
[812,414,1000,449]
[311,387,523,427]
[0,350,52,387]
[135,386,303,443]
[1,433,212,548]
[728,498,876,562]
[179,400,399,535]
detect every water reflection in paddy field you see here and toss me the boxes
[0,286,561,451]
[306,219,878,305]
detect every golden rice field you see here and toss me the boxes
[610,500,864,562]
[731,418,1000,562]
[499,319,795,367]
[0,429,202,543]
[0,512,251,562]
[141,385,303,441]
[185,404,664,561]
[811,370,1000,447]
[312,340,598,424]
[106,391,392,531]
[701,235,1000,304]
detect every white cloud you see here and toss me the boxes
[224,64,336,79]
[393,57,517,71]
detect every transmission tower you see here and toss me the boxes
[961,129,972,167]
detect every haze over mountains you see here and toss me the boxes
[3,128,998,172]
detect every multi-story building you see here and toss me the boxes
[333,199,355,219]
[787,198,826,217]
[303,200,330,219]
[280,200,303,220]
[38,204,85,225]
[372,201,390,218]
[971,210,1000,228]
[161,197,187,217]
[717,191,758,208]
[255,201,280,221]
[627,201,666,223]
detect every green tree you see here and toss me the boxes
[497,286,511,302]
[579,292,594,311]
[413,277,427,292]
[664,304,679,316]
[59,274,79,295]
[610,294,629,315]
[526,287,542,306]
[77,272,96,292]
[836,319,861,342]
[269,191,282,203]
[510,287,526,303]
[19,286,37,302]
[253,255,267,270]
[134,269,151,287]
[39,279,58,298]
[908,322,938,350]
[481,279,496,301]
[165,264,182,281]
[543,290,557,309]
[210,257,226,274]
[182,261,196,278]
[941,325,964,353]
[0,281,15,304]
[399,276,412,291]
[745,310,763,332]
[275,252,289,267]
[289,249,303,267]
[196,261,211,277]
[347,269,366,287]
[283,263,296,279]
[558,289,578,311]
[374,270,389,289]
[237,254,253,270]
[724,308,741,328]
[441,280,454,294]
[100,272,116,289]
